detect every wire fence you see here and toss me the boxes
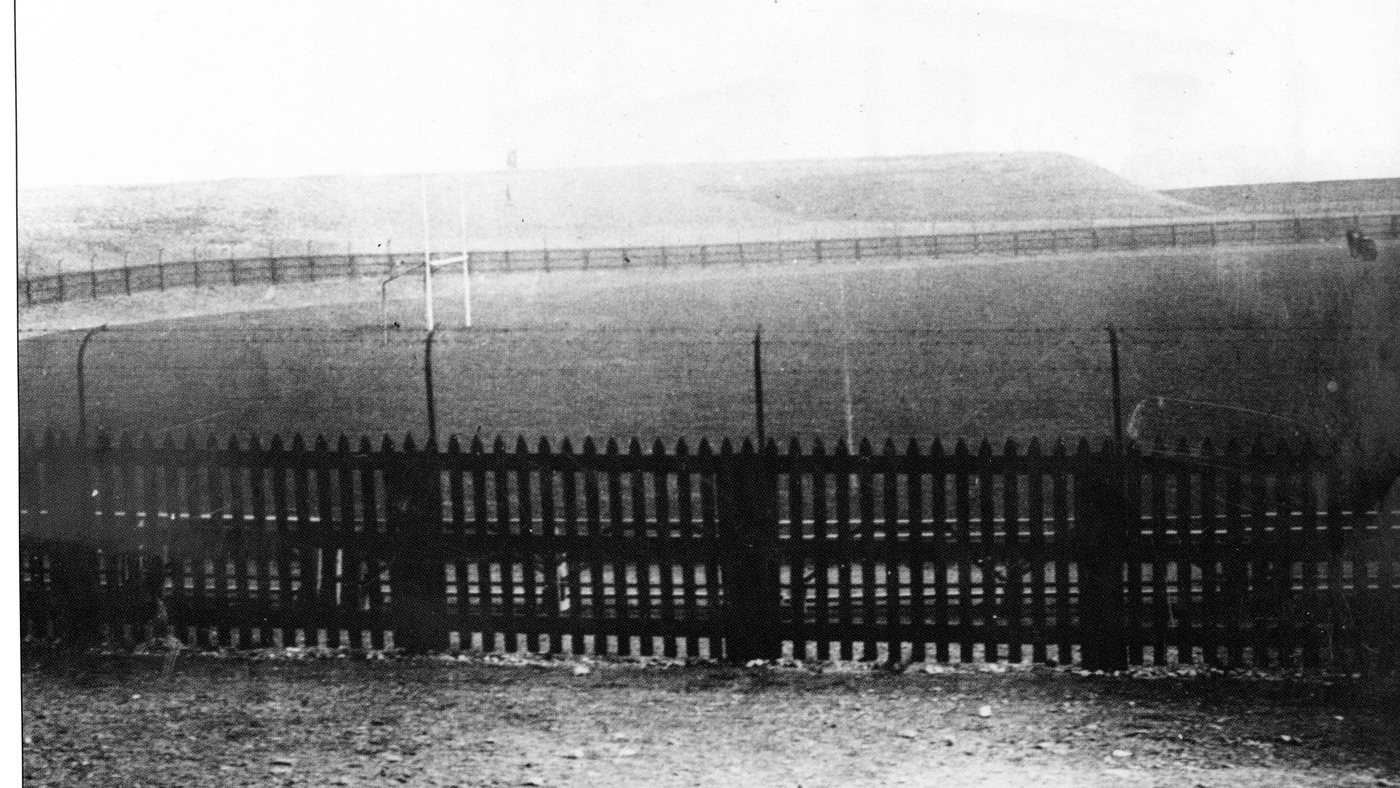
[19,322,1397,473]
[18,211,1400,307]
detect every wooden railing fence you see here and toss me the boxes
[18,212,1399,307]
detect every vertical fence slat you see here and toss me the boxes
[270,436,297,646]
[977,439,997,662]
[857,439,877,661]
[605,438,625,656]
[311,436,338,648]
[1121,444,1144,666]
[359,437,385,651]
[1173,439,1195,665]
[906,439,927,663]
[1025,439,1046,664]
[930,441,950,663]
[513,437,538,654]
[490,437,515,652]
[882,440,902,662]
[1148,443,1169,665]
[1003,439,1024,663]
[629,438,652,657]
[583,438,604,655]
[654,439,677,658]
[537,437,558,655]
[675,440,698,658]
[207,436,232,646]
[834,440,854,661]
[954,440,974,662]
[698,439,720,659]
[1199,440,1220,666]
[560,438,585,655]
[811,439,831,662]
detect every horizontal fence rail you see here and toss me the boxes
[18,212,1400,307]
[19,431,1400,672]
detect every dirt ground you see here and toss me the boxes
[19,655,1400,788]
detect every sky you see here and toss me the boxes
[15,0,1400,189]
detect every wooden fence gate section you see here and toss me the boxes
[19,432,1400,672]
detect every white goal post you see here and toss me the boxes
[393,172,472,334]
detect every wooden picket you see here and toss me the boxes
[17,432,1400,672]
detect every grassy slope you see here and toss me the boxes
[19,244,1398,470]
[18,152,1204,275]
[1162,178,1400,217]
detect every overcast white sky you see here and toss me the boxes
[16,0,1400,189]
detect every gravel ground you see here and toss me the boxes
[20,654,1400,788]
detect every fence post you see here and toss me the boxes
[854,238,862,261]
[307,240,316,281]
[384,435,448,653]
[24,278,32,306]
[1075,442,1129,671]
[699,245,708,267]
[1209,223,1217,245]
[1391,213,1398,239]
[266,243,276,284]
[89,255,98,299]
[122,254,131,296]
[1294,217,1304,243]
[815,239,823,263]
[717,439,781,662]
[57,271,66,302]
[156,250,164,291]
[1170,224,1177,247]
[1091,228,1099,250]
[1013,232,1020,255]
[45,432,105,646]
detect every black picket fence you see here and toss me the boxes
[19,431,1400,671]
[18,212,1400,307]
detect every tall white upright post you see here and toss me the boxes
[459,173,472,327]
[421,173,435,330]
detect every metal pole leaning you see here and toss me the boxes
[753,325,766,443]
[1108,325,1124,451]
[424,328,438,444]
[77,324,109,443]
